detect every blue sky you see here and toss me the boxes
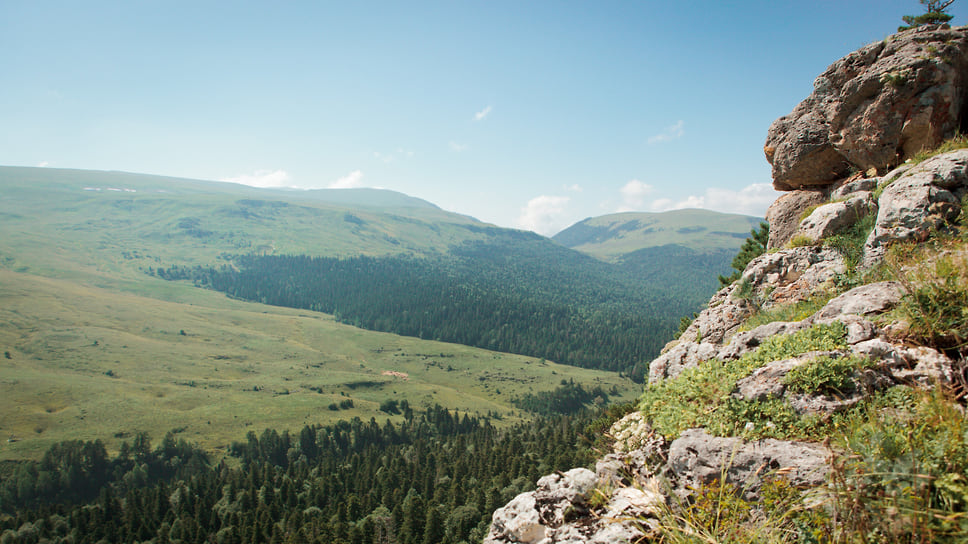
[3,1,967,235]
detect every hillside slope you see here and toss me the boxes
[0,167,643,459]
[554,209,762,260]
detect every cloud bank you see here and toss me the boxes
[221,169,291,188]
[516,195,571,236]
[617,179,655,211]
[328,170,365,189]
[650,183,777,217]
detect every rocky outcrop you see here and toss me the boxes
[765,26,968,191]
[666,429,831,498]
[485,26,968,544]
[484,463,665,544]
[864,149,968,264]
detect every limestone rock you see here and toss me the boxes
[676,283,753,347]
[533,468,597,527]
[667,429,831,498]
[719,320,814,361]
[829,175,878,200]
[733,357,806,402]
[812,281,904,320]
[766,26,968,191]
[895,346,958,385]
[485,446,665,544]
[740,246,845,306]
[766,189,827,249]
[864,149,968,264]
[797,195,873,242]
[486,493,546,544]
[648,341,721,384]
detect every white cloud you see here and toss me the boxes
[616,179,655,211]
[563,184,583,192]
[650,183,778,217]
[516,195,571,236]
[37,161,49,167]
[328,170,364,189]
[449,141,469,152]
[221,169,291,188]
[474,105,492,121]
[647,120,685,144]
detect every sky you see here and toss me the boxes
[4,1,968,236]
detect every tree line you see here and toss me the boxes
[153,234,720,378]
[1,406,604,544]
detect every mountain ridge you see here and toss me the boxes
[554,209,763,261]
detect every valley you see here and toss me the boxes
[0,167,754,461]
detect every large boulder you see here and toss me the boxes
[766,189,828,249]
[765,26,968,191]
[667,429,831,499]
[864,149,968,264]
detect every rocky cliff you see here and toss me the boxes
[485,24,968,544]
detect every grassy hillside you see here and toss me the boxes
[0,167,638,460]
[0,166,490,282]
[0,268,634,460]
[554,209,762,261]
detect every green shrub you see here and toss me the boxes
[893,250,968,350]
[782,354,873,395]
[655,475,830,544]
[829,387,968,542]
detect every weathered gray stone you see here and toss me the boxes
[829,176,878,200]
[676,283,754,348]
[734,358,805,401]
[766,26,968,191]
[719,320,815,361]
[797,195,873,241]
[648,341,721,384]
[895,346,957,385]
[864,150,968,264]
[740,246,846,307]
[766,189,828,249]
[486,493,546,544]
[812,281,904,320]
[667,429,831,498]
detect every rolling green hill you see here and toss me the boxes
[0,167,641,460]
[554,209,763,261]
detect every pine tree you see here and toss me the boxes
[900,0,956,30]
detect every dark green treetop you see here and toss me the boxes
[899,0,956,31]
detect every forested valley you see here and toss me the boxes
[154,232,726,381]
[0,404,628,544]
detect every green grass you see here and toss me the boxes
[638,322,848,440]
[0,271,636,460]
[0,167,639,460]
